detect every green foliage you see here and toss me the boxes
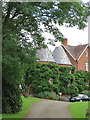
[59,66,71,74]
[59,66,76,95]
[2,96,41,119]
[71,65,76,74]
[2,2,89,113]
[28,62,55,94]
[34,91,64,101]
[2,39,37,113]
[67,82,79,97]
[2,2,89,47]
[2,78,22,113]
[27,62,76,95]
[74,70,89,93]
[81,91,90,97]
[27,62,89,97]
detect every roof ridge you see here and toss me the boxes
[62,44,88,60]
[67,43,88,47]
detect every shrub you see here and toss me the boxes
[34,91,62,101]
[2,79,22,113]
[81,91,90,97]
[58,97,65,101]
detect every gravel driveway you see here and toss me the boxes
[25,99,72,118]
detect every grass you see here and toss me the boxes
[70,101,89,119]
[2,96,42,119]
[0,115,2,120]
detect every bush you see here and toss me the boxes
[2,79,22,113]
[58,97,65,101]
[34,91,63,101]
[81,91,90,97]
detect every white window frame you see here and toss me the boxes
[85,62,88,71]
[85,51,88,57]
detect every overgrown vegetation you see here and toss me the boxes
[74,70,89,93]
[34,91,65,101]
[26,62,89,97]
[34,91,58,100]
[2,2,89,114]
[82,91,90,97]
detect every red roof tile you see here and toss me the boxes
[63,44,88,60]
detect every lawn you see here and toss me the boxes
[70,101,89,119]
[2,96,42,120]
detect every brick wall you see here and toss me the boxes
[88,47,90,72]
[40,61,72,67]
[39,46,90,72]
[63,46,89,71]
[78,47,88,71]
[58,64,72,67]
[40,61,56,64]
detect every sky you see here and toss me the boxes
[56,25,88,46]
[82,0,90,3]
[27,0,89,51]
[42,22,88,51]
[45,1,89,51]
[57,0,89,46]
[41,0,89,51]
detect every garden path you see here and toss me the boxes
[25,99,72,118]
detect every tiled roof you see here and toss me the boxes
[36,47,72,65]
[52,46,72,65]
[62,44,88,60]
[36,48,55,62]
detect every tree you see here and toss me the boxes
[2,2,89,113]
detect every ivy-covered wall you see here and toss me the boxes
[26,62,89,96]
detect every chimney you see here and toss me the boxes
[62,38,68,46]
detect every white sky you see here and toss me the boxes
[42,24,88,51]
[42,0,89,51]
[57,25,88,46]
[82,0,90,3]
[27,0,89,51]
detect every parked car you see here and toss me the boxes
[69,94,90,102]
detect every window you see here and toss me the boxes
[49,79,53,84]
[85,51,88,57]
[85,62,88,71]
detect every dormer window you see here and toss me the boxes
[85,51,88,57]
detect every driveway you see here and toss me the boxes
[25,99,72,118]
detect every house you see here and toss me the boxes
[36,46,72,67]
[36,38,90,72]
[52,46,72,67]
[62,38,90,71]
[36,48,55,64]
